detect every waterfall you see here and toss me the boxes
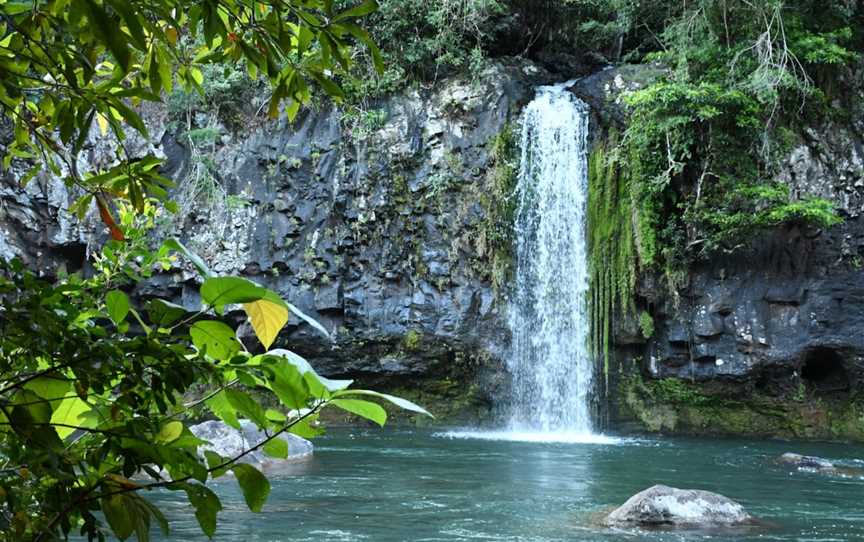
[507,81,595,435]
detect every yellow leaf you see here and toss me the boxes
[190,67,204,86]
[157,420,183,443]
[50,395,92,439]
[166,27,178,46]
[243,298,288,350]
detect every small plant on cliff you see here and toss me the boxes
[639,311,655,339]
[403,329,424,351]
[478,123,519,291]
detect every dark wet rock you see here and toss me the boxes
[604,485,752,528]
[0,59,550,422]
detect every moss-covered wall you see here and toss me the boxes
[619,373,864,441]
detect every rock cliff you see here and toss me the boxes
[569,65,864,440]
[3,58,864,437]
[0,59,552,422]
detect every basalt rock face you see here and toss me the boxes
[0,59,551,422]
[4,59,864,434]
[572,65,864,440]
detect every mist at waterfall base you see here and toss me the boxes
[446,82,611,444]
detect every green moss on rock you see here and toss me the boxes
[402,329,423,351]
[619,374,864,441]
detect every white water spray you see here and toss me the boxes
[506,81,595,436]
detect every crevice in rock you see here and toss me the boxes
[800,347,849,394]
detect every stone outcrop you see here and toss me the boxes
[190,420,313,470]
[570,64,864,440]
[604,485,753,528]
[777,452,864,477]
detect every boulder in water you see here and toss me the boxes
[777,452,864,477]
[605,485,752,528]
[777,453,836,472]
[190,420,313,471]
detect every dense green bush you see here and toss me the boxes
[619,0,855,265]
[341,0,507,100]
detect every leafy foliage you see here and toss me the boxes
[0,205,430,541]
[340,0,507,100]
[617,0,853,266]
[0,0,383,234]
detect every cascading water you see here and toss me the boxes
[506,81,595,436]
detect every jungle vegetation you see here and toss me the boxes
[1,0,862,539]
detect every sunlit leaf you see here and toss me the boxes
[262,437,288,459]
[332,389,433,418]
[200,277,266,313]
[243,290,289,349]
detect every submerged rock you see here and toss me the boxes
[777,453,837,472]
[777,452,864,477]
[605,485,752,528]
[190,420,313,471]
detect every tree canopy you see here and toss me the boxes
[0,0,382,229]
[0,2,435,541]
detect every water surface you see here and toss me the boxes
[149,429,864,541]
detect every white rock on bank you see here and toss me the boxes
[190,420,313,471]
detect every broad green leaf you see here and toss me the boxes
[181,483,222,537]
[266,360,307,409]
[23,376,70,405]
[102,494,136,540]
[243,290,289,349]
[50,396,93,439]
[204,450,230,478]
[205,390,240,429]
[330,398,386,426]
[105,289,130,325]
[225,389,268,427]
[200,277,266,313]
[262,437,288,459]
[265,409,286,423]
[231,463,270,512]
[333,390,433,418]
[289,414,324,439]
[263,349,352,396]
[138,496,170,536]
[9,389,63,449]
[146,298,188,326]
[157,421,183,443]
[190,320,240,359]
[11,389,52,425]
